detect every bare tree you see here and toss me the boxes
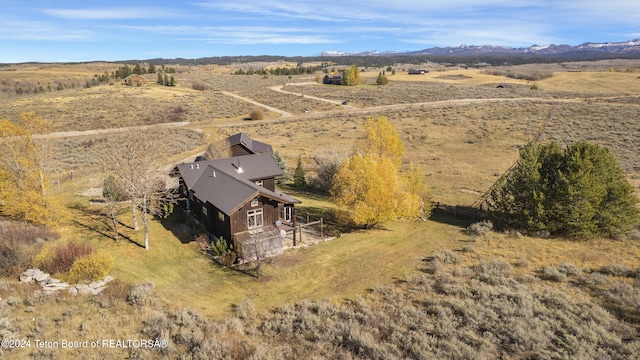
[109,132,176,249]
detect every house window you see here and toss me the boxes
[284,206,293,223]
[247,209,263,229]
[218,211,225,222]
[202,206,208,215]
[255,180,263,187]
[251,198,259,207]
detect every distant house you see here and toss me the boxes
[174,152,300,260]
[323,74,344,85]
[408,69,428,75]
[122,74,145,87]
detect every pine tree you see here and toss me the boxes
[293,155,306,188]
[272,151,291,185]
[489,141,639,238]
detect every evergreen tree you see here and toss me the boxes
[148,63,156,74]
[293,155,306,188]
[489,141,639,238]
[157,72,163,84]
[272,151,291,185]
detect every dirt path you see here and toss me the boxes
[269,83,357,109]
[220,91,294,118]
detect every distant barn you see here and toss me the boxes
[408,69,428,75]
[323,74,344,85]
[122,74,145,87]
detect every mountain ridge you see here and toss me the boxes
[320,39,640,57]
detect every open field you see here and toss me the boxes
[1,59,640,358]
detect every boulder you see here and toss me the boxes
[34,272,50,282]
[46,278,61,285]
[68,287,78,296]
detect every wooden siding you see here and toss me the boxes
[230,144,253,157]
[229,196,280,244]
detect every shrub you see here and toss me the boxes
[127,282,155,306]
[540,266,567,282]
[467,220,493,237]
[210,237,236,267]
[95,278,131,308]
[0,221,58,276]
[64,251,114,283]
[194,233,210,252]
[434,250,459,264]
[598,264,631,277]
[249,108,264,120]
[33,241,94,276]
[191,82,209,91]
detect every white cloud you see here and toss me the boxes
[42,7,177,20]
[0,21,92,40]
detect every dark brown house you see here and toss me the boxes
[323,74,344,85]
[122,74,145,87]
[175,153,299,260]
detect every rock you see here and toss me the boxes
[19,274,34,284]
[46,278,61,285]
[91,286,107,295]
[44,282,69,290]
[34,272,50,282]
[23,268,37,277]
[77,284,93,295]
[104,276,114,283]
[68,287,78,296]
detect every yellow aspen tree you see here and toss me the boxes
[358,116,405,167]
[0,113,63,225]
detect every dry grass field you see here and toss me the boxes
[1,59,640,358]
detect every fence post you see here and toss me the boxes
[293,215,297,247]
[320,218,324,241]
[298,223,303,243]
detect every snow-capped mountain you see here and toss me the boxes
[320,39,640,57]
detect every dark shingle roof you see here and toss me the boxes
[227,132,273,154]
[176,153,282,189]
[176,153,298,215]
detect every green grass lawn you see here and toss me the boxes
[61,186,640,319]
[62,188,470,317]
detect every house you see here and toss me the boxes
[174,152,300,260]
[122,74,145,87]
[408,69,428,75]
[226,132,273,156]
[323,74,344,85]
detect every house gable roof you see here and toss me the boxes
[176,153,282,189]
[176,152,299,215]
[190,164,299,215]
[226,132,273,154]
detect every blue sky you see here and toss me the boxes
[1,0,639,63]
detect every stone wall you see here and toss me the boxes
[19,268,113,296]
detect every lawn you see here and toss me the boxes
[62,184,640,319]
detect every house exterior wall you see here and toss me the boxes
[124,75,145,86]
[229,196,281,241]
[230,144,252,156]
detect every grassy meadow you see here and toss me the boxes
[1,59,640,358]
